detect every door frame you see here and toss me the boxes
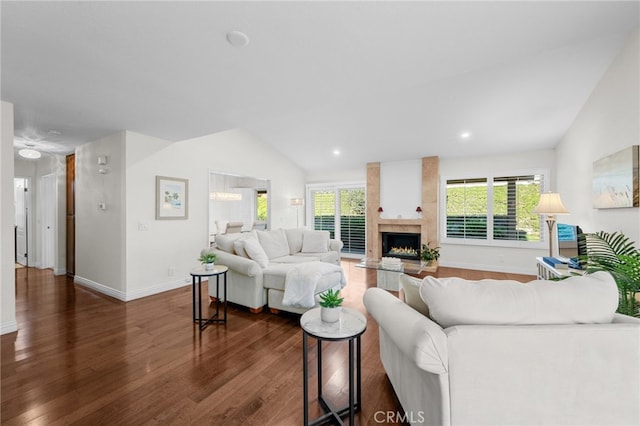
[14,176,33,266]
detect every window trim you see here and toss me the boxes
[440,168,549,249]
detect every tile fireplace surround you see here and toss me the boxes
[366,157,439,260]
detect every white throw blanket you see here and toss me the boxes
[282,262,346,308]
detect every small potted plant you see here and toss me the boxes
[198,252,217,271]
[319,288,344,323]
[421,242,440,266]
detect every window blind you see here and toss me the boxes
[446,178,488,240]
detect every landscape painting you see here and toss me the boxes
[592,145,639,209]
[156,176,189,219]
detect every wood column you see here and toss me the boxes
[366,162,380,259]
[66,154,75,277]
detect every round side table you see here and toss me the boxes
[300,307,367,425]
[190,265,228,330]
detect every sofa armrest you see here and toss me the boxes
[329,238,343,252]
[202,248,263,277]
[364,287,448,374]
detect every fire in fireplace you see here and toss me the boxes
[381,232,421,261]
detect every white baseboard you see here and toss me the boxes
[440,260,536,276]
[74,276,127,301]
[74,275,191,302]
[1,320,18,335]
[124,278,191,301]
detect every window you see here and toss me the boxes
[308,183,366,257]
[256,190,268,221]
[443,171,546,246]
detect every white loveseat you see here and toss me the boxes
[363,272,640,426]
[203,228,344,314]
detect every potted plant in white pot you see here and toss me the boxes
[420,242,440,266]
[198,252,217,271]
[319,288,344,323]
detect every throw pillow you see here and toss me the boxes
[301,230,329,253]
[233,239,249,258]
[243,238,269,268]
[214,233,238,253]
[284,228,304,254]
[400,274,430,317]
[419,271,618,328]
[257,229,290,259]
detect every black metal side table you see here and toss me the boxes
[190,265,228,330]
[300,307,367,425]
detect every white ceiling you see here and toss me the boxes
[2,1,638,172]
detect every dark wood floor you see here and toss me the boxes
[1,260,534,425]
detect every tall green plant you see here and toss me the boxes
[582,231,640,317]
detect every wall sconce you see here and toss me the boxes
[416,206,422,218]
[377,207,383,212]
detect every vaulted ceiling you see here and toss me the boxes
[2,1,638,172]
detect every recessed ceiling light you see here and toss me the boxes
[226,30,250,47]
[460,132,472,139]
[333,149,340,156]
[19,148,42,159]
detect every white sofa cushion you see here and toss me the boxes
[284,228,305,254]
[257,229,290,259]
[233,239,248,258]
[301,230,330,253]
[400,274,430,317]
[419,271,618,328]
[215,233,238,253]
[243,238,269,268]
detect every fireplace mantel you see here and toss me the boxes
[378,219,423,225]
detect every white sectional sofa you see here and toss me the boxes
[202,228,345,314]
[364,272,640,426]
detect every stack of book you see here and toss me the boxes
[380,257,403,271]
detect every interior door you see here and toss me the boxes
[14,178,28,265]
[42,173,56,269]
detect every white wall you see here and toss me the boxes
[556,30,640,243]
[1,102,17,334]
[380,159,422,219]
[75,132,127,298]
[124,128,306,300]
[440,149,556,274]
[306,166,366,184]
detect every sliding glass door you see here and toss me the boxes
[307,184,366,258]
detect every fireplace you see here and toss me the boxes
[381,232,421,261]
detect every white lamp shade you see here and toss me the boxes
[290,198,304,206]
[533,192,569,215]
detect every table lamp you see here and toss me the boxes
[533,192,569,257]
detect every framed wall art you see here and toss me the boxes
[156,176,189,219]
[592,145,639,209]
